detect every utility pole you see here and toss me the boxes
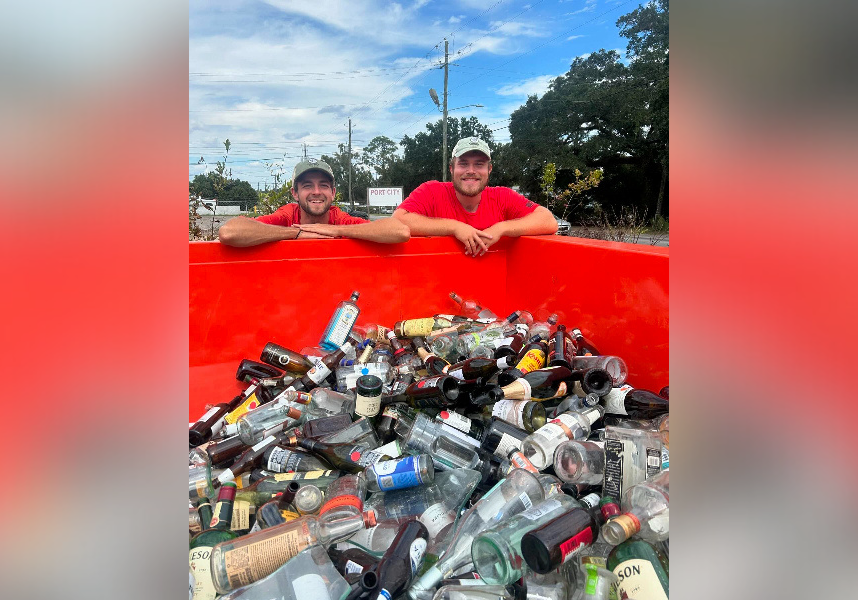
[348,118,353,210]
[442,38,449,182]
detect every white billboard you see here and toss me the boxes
[367,187,403,207]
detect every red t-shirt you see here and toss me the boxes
[254,204,368,226]
[398,181,538,230]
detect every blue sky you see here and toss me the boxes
[190,0,638,188]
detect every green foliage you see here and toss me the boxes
[220,179,258,210]
[321,143,374,207]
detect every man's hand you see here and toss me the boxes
[294,224,339,238]
[478,222,509,255]
[453,222,493,257]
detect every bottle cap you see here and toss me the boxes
[362,510,377,528]
[356,375,383,397]
[293,485,324,514]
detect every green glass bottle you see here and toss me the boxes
[189,482,239,600]
[606,539,669,600]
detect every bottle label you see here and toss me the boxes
[319,494,363,515]
[400,318,435,337]
[520,498,562,521]
[493,432,522,458]
[272,470,334,481]
[306,359,333,385]
[355,392,381,418]
[446,367,465,380]
[602,438,631,500]
[251,435,276,453]
[646,447,662,478]
[559,527,593,560]
[419,502,454,538]
[210,418,225,438]
[223,521,312,590]
[438,410,471,433]
[661,446,670,471]
[579,493,600,510]
[491,400,527,429]
[415,376,444,390]
[602,385,633,415]
[381,404,403,419]
[230,500,252,531]
[266,447,292,472]
[515,349,546,375]
[224,393,261,425]
[376,439,402,458]
[325,304,360,347]
[349,448,387,467]
[583,563,600,595]
[344,560,364,575]
[548,413,583,440]
[518,491,534,510]
[373,456,424,491]
[409,538,428,575]
[613,559,668,600]
[508,451,539,473]
[189,546,217,600]
[196,406,221,424]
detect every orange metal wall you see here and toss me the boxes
[189,236,668,419]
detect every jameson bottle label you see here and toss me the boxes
[613,559,668,600]
[189,547,217,600]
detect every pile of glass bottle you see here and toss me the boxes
[189,291,670,600]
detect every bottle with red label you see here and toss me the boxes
[520,504,605,574]
[298,438,392,474]
[318,472,367,524]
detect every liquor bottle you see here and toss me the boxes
[288,339,357,393]
[320,291,361,351]
[353,322,392,346]
[209,511,372,595]
[547,324,576,370]
[327,546,380,583]
[190,392,246,447]
[520,406,604,470]
[365,454,435,493]
[318,472,367,523]
[255,481,301,529]
[528,314,559,341]
[606,540,669,600]
[471,494,583,585]
[601,424,664,503]
[189,483,239,600]
[216,434,285,485]
[355,374,383,420]
[553,440,605,485]
[411,336,452,375]
[320,416,381,448]
[520,505,604,574]
[457,327,511,357]
[601,385,670,419]
[480,418,530,459]
[259,342,314,375]
[222,383,276,427]
[479,310,522,333]
[432,585,515,600]
[375,403,414,444]
[236,358,283,382]
[449,291,498,321]
[189,464,214,502]
[262,446,331,473]
[430,332,463,362]
[498,448,540,477]
[568,367,614,397]
[496,338,547,387]
[571,328,601,356]
[601,470,669,545]
[365,520,429,600]
[293,484,325,515]
[393,316,457,338]
[436,410,491,442]
[302,413,354,439]
[445,356,516,381]
[499,366,576,402]
[397,412,481,460]
[484,399,547,433]
[235,395,305,444]
[570,355,628,386]
[298,438,392,473]
[406,468,545,598]
[492,331,526,360]
[403,375,460,409]
[385,331,416,366]
[240,470,342,498]
[203,434,250,468]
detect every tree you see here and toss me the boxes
[190,173,215,199]
[360,136,401,185]
[220,180,259,211]
[321,143,374,207]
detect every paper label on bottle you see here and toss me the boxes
[415,376,444,389]
[560,527,593,560]
[251,435,276,453]
[440,423,481,447]
[378,589,393,600]
[376,439,402,458]
[550,413,583,439]
[520,498,562,521]
[602,385,633,416]
[230,500,252,531]
[189,546,217,600]
[266,447,291,472]
[438,410,471,433]
[197,407,221,424]
[248,520,262,534]
[306,359,333,385]
[345,367,372,390]
[325,304,360,348]
[351,448,387,467]
[374,456,424,490]
[492,400,527,429]
[209,418,225,438]
[225,393,261,425]
[344,560,365,575]
[419,502,455,538]
[516,349,546,375]
[493,432,522,458]
[602,438,634,500]
[222,521,311,589]
[409,538,428,575]
[646,447,662,477]
[355,390,381,417]
[661,446,670,471]
[401,318,435,337]
[613,559,668,600]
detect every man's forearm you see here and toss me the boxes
[497,207,558,237]
[217,216,298,247]
[392,210,462,237]
[331,218,410,244]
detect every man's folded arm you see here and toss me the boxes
[217,216,300,247]
[298,217,410,244]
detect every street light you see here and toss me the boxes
[429,88,484,181]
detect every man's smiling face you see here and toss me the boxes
[450,151,492,198]
[292,171,335,217]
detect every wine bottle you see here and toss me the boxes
[411,336,452,375]
[327,547,380,583]
[259,342,314,375]
[393,316,456,338]
[484,399,547,433]
[189,483,239,600]
[606,540,669,600]
[367,520,430,600]
[236,358,283,382]
[403,375,460,409]
[601,385,669,419]
[298,438,392,473]
[499,366,575,402]
[547,324,576,370]
[262,446,331,473]
[320,290,361,351]
[216,434,284,485]
[520,505,604,574]
[190,393,246,447]
[288,339,357,393]
[492,331,526,360]
[435,410,491,442]
[480,418,530,459]
[445,356,515,381]
[571,328,601,356]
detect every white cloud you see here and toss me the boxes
[566,0,597,16]
[567,35,585,41]
[449,16,461,24]
[495,73,560,98]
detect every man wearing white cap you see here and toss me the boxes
[218,158,409,247]
[393,137,557,256]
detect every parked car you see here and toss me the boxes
[346,208,370,220]
[553,213,571,235]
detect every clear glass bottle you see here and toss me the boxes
[601,424,664,503]
[318,472,367,524]
[471,494,583,584]
[601,470,669,545]
[335,361,392,391]
[520,406,604,470]
[407,469,545,598]
[236,396,306,444]
[431,585,514,600]
[320,290,361,351]
[570,355,628,385]
[553,440,606,485]
[448,291,498,321]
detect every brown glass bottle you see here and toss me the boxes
[521,506,603,574]
[602,384,669,419]
[500,366,575,401]
[216,432,291,485]
[411,337,451,375]
[404,375,460,408]
[445,355,515,381]
[493,331,526,360]
[547,324,576,370]
[571,327,601,356]
[259,342,314,375]
[497,338,548,387]
[288,338,357,392]
[189,393,246,447]
[235,359,283,382]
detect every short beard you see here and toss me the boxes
[452,178,487,198]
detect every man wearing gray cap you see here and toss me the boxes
[393,136,556,256]
[218,158,409,247]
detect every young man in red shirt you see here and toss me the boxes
[393,137,557,256]
[218,159,409,247]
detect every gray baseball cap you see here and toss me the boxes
[292,158,335,185]
[451,136,491,159]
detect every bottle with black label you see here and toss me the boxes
[607,539,669,600]
[601,425,664,503]
[520,505,604,574]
